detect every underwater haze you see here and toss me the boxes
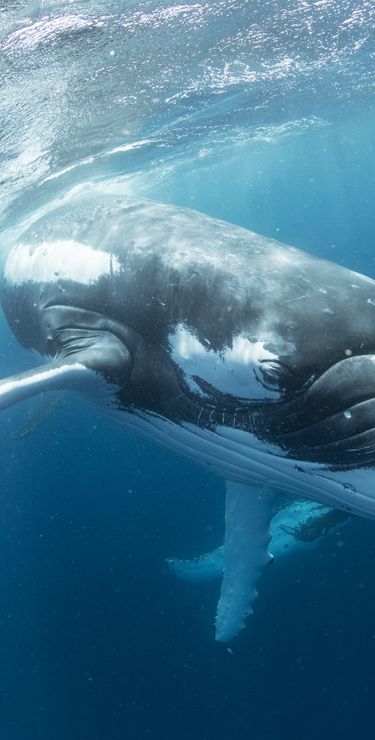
[0,1,375,739]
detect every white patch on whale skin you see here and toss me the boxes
[168,324,281,400]
[4,240,121,287]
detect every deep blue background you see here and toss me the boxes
[1,106,375,740]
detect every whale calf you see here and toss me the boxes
[1,194,375,640]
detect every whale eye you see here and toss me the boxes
[257,359,295,390]
[258,360,283,386]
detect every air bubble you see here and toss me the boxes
[344,411,352,419]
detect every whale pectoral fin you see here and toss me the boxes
[0,361,106,411]
[215,481,274,643]
[53,326,131,387]
[0,329,132,412]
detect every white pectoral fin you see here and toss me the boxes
[0,326,132,412]
[215,481,274,643]
[0,361,106,411]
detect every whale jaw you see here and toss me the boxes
[100,403,375,522]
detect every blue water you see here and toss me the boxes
[0,1,375,738]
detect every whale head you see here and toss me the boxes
[2,197,375,520]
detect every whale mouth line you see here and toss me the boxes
[253,353,375,468]
[293,426,375,453]
[275,397,375,442]
[276,409,375,468]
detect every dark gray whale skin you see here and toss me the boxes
[2,195,375,471]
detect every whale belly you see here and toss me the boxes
[102,403,375,521]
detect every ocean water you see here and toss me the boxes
[0,1,375,739]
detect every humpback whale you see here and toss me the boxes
[167,500,350,582]
[1,194,375,641]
